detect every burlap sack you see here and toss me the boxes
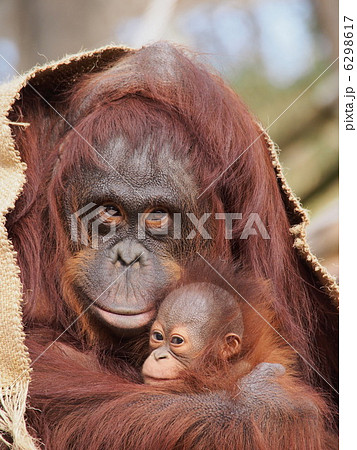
[0,46,338,448]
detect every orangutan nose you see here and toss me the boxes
[153,348,169,361]
[110,240,147,266]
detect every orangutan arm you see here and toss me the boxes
[27,341,333,450]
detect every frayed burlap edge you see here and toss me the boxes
[0,45,129,449]
[258,125,339,306]
[0,77,37,448]
[0,385,40,450]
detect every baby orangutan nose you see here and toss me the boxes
[153,347,169,361]
[142,347,183,385]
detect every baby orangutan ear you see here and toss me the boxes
[221,333,242,360]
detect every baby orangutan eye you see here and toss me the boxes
[171,336,184,345]
[152,331,164,341]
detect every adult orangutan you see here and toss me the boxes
[3,42,338,448]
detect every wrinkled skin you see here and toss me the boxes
[63,137,213,335]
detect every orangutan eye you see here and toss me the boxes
[152,331,164,341]
[144,208,170,229]
[99,204,124,225]
[171,336,184,345]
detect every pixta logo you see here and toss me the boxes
[71,204,270,249]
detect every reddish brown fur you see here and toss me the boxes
[5,43,338,447]
[152,264,329,400]
[169,264,297,393]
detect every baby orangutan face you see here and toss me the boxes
[142,282,243,385]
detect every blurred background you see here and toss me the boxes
[0,0,338,278]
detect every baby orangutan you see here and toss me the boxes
[47,261,334,448]
[141,265,330,408]
[142,282,245,386]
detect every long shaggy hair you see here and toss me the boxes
[6,43,337,447]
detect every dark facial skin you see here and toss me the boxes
[142,282,244,385]
[63,137,213,336]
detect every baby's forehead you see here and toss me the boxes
[157,282,233,326]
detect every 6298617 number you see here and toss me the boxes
[344,16,354,71]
